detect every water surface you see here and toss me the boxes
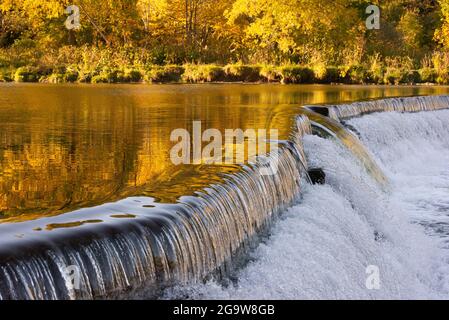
[1,83,448,222]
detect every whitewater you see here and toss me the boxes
[164,108,449,300]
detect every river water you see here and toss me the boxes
[165,107,449,299]
[1,83,449,299]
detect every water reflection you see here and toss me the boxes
[1,83,448,222]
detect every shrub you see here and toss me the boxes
[384,68,420,84]
[280,66,315,84]
[436,71,449,84]
[341,65,370,84]
[104,68,120,83]
[365,54,385,84]
[78,70,93,83]
[431,52,449,82]
[259,65,281,82]
[314,66,342,83]
[91,68,123,83]
[0,69,14,82]
[115,70,128,83]
[182,64,225,82]
[383,68,402,84]
[125,69,143,82]
[145,65,184,83]
[64,66,79,82]
[400,70,421,84]
[224,64,262,82]
[91,74,109,83]
[45,73,65,83]
[419,68,437,83]
[14,67,39,82]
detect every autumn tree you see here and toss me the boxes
[226,0,367,64]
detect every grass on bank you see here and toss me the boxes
[3,40,449,85]
[2,56,449,85]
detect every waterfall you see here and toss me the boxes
[164,104,449,300]
[0,117,312,300]
[2,94,449,300]
[307,95,449,120]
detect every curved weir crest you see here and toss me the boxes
[0,117,312,299]
[1,95,449,299]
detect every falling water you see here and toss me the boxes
[0,116,312,299]
[164,99,449,300]
[2,95,449,300]
[310,95,449,120]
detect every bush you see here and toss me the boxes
[64,66,79,82]
[78,70,93,83]
[383,68,402,84]
[91,74,109,83]
[224,64,262,82]
[314,66,342,83]
[45,73,65,83]
[145,65,184,83]
[0,69,14,82]
[340,65,370,84]
[14,67,39,82]
[116,70,128,83]
[383,68,420,84]
[259,65,281,82]
[400,70,421,84]
[182,64,225,82]
[364,54,385,84]
[104,68,120,83]
[419,68,437,83]
[280,66,315,84]
[91,68,125,83]
[125,69,143,82]
[436,71,449,84]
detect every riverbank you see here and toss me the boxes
[0,63,446,86]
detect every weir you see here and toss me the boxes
[0,116,312,299]
[1,94,449,299]
[308,95,449,121]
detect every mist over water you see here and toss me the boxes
[165,109,449,300]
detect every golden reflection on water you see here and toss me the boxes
[1,83,448,222]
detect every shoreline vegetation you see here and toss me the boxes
[1,55,449,85]
[3,1,449,85]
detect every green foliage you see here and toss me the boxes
[314,66,342,84]
[419,68,437,83]
[45,73,65,84]
[65,66,80,83]
[92,68,119,83]
[125,69,143,82]
[2,0,449,84]
[0,68,14,82]
[279,66,315,84]
[223,64,261,82]
[182,65,225,83]
[340,65,369,84]
[14,67,40,82]
[146,65,184,83]
[259,65,281,82]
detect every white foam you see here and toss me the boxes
[164,109,449,300]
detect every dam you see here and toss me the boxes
[1,84,449,299]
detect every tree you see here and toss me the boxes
[226,0,366,64]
